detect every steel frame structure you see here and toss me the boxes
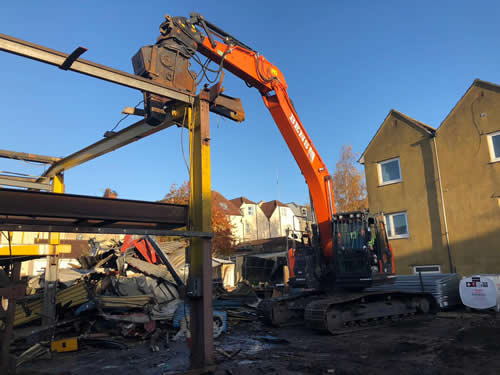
[0,31,224,372]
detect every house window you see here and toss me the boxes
[384,212,409,239]
[487,131,500,162]
[378,157,402,185]
[413,265,441,274]
[247,206,254,216]
[301,208,307,216]
[281,207,287,216]
[245,223,250,233]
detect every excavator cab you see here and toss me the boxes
[287,231,322,290]
[288,212,394,291]
[332,212,394,289]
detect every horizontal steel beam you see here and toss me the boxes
[0,149,60,164]
[0,244,71,256]
[42,113,183,178]
[0,224,212,238]
[0,187,188,229]
[0,177,51,190]
[0,33,194,104]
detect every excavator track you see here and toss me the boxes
[305,292,433,334]
[258,291,321,326]
[259,291,434,334]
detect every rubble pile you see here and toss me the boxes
[12,235,260,364]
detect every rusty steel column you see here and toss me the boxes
[188,90,214,369]
[0,262,21,374]
[42,173,64,326]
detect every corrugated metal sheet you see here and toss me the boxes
[15,282,88,326]
[366,273,461,308]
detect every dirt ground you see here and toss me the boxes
[17,312,500,375]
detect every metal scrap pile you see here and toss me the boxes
[12,236,189,356]
[13,235,261,364]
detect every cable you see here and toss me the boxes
[193,49,229,86]
[109,100,144,133]
[192,54,220,73]
[19,159,46,167]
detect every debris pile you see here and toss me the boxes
[12,235,261,365]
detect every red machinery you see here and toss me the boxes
[120,235,158,264]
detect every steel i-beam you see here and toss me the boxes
[0,33,194,104]
[189,90,215,369]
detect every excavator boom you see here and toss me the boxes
[139,13,336,259]
[131,12,430,335]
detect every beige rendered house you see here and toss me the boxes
[259,200,299,238]
[360,79,500,276]
[230,197,270,242]
[212,191,243,243]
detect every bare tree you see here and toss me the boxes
[332,145,368,212]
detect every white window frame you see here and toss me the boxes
[487,131,500,163]
[247,206,254,216]
[377,157,402,186]
[413,265,441,274]
[301,208,307,216]
[281,207,287,216]
[384,211,409,239]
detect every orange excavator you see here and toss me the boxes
[133,12,434,333]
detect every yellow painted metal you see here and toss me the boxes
[188,93,214,368]
[0,244,71,256]
[55,244,71,254]
[189,102,212,231]
[51,337,78,352]
[49,174,64,246]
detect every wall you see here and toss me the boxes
[363,112,448,274]
[436,82,500,275]
[287,203,312,233]
[269,206,297,238]
[239,203,270,242]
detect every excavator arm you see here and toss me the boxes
[134,13,336,259]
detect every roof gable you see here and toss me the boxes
[260,200,287,218]
[359,109,435,164]
[212,190,241,216]
[437,79,500,134]
[229,196,256,207]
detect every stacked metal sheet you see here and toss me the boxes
[366,273,461,309]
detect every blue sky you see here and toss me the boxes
[1,1,499,204]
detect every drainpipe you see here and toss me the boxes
[432,135,454,273]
